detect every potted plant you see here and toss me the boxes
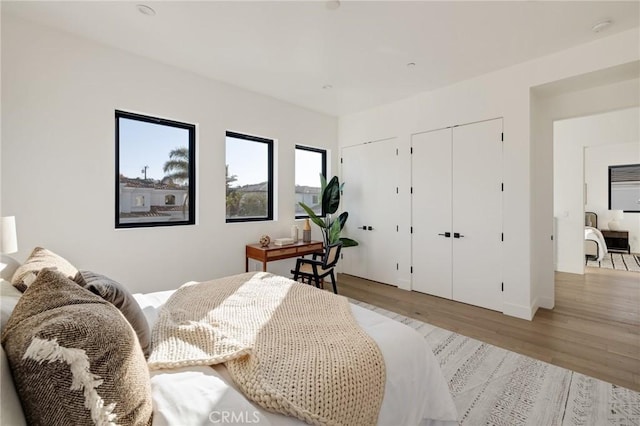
[299,175,358,248]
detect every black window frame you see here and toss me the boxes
[295,145,328,219]
[115,110,196,229]
[608,163,640,213]
[225,131,274,223]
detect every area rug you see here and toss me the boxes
[586,252,640,272]
[351,300,640,426]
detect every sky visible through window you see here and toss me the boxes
[226,137,324,187]
[119,118,189,180]
[295,148,324,188]
[120,121,324,188]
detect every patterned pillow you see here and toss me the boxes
[10,247,78,292]
[1,269,153,425]
[74,270,151,358]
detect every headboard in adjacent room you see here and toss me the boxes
[585,211,598,228]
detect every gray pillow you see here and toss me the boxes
[74,270,151,358]
[1,269,153,425]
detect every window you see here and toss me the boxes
[609,164,640,213]
[226,131,274,222]
[295,145,327,218]
[115,110,195,228]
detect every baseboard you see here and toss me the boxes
[537,296,554,310]
[502,302,535,321]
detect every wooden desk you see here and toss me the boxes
[246,241,324,272]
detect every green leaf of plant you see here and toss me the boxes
[339,237,359,247]
[299,202,326,228]
[336,212,348,231]
[320,173,327,195]
[322,176,341,214]
[329,217,342,244]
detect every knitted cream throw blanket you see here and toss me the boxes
[148,272,385,425]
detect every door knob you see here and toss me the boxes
[367,226,373,231]
[438,232,451,238]
[453,233,465,238]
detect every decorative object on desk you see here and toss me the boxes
[299,175,358,248]
[274,238,295,246]
[302,218,311,243]
[608,209,623,230]
[291,225,299,243]
[259,235,271,247]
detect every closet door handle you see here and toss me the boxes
[360,226,367,230]
[453,233,464,239]
[367,226,374,231]
[438,232,451,238]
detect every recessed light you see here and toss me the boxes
[322,84,333,90]
[407,62,416,68]
[136,4,156,16]
[326,1,340,10]
[591,20,612,33]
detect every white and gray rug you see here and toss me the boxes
[352,300,640,426]
[587,253,640,272]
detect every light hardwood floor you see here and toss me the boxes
[336,267,640,391]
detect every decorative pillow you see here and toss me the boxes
[1,269,153,425]
[10,247,78,292]
[74,270,151,358]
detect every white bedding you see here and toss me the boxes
[134,289,458,426]
[585,226,608,261]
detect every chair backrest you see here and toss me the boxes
[322,242,343,269]
[585,211,598,228]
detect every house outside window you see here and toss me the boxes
[295,145,327,218]
[225,131,274,222]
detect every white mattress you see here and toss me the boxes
[134,289,458,426]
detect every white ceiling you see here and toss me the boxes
[3,1,639,117]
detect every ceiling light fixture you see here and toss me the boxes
[591,19,612,33]
[136,4,156,16]
[322,84,333,90]
[325,1,341,10]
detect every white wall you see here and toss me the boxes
[531,73,639,313]
[1,15,338,292]
[339,28,639,320]
[554,108,639,264]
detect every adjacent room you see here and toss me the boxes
[1,1,639,425]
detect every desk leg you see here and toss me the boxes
[246,257,249,273]
[262,261,267,272]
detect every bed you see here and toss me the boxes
[0,251,458,426]
[585,211,608,262]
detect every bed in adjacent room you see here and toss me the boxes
[0,248,459,426]
[584,211,608,262]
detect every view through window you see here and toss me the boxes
[225,132,274,222]
[116,110,195,228]
[295,145,327,218]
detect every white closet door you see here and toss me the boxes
[341,139,398,285]
[411,128,453,299]
[452,119,503,311]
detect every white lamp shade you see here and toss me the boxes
[1,216,18,254]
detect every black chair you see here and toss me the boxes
[292,242,342,294]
